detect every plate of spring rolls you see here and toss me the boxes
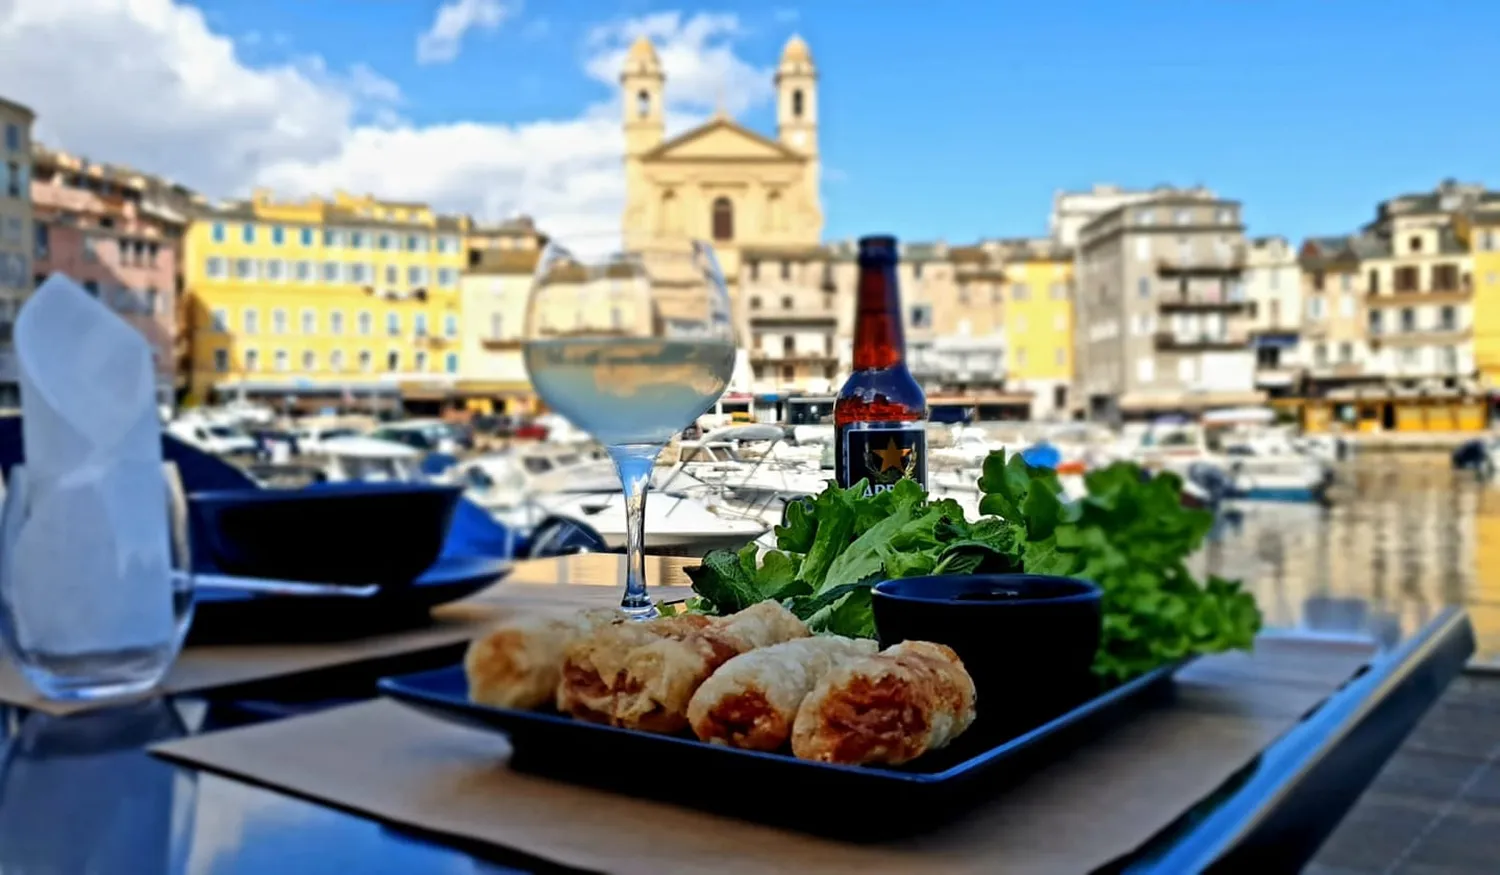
[378,601,1185,836]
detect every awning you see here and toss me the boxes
[453,380,534,396]
[1251,333,1299,349]
[929,393,1034,406]
[1119,390,1268,412]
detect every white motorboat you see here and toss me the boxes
[452,443,767,555]
[677,424,830,507]
[1131,415,1333,503]
[315,436,426,483]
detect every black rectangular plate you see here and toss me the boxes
[378,658,1189,840]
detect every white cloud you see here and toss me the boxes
[584,12,772,119]
[415,0,514,65]
[0,0,777,240]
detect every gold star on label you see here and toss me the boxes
[874,437,909,473]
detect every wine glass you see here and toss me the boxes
[523,236,736,619]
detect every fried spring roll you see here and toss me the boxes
[790,640,977,765]
[613,601,811,733]
[556,613,714,723]
[687,636,878,750]
[465,609,623,709]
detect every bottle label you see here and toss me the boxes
[838,422,927,495]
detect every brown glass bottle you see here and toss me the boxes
[833,235,927,494]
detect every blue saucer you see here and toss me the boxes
[188,555,510,645]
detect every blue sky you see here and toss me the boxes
[11,1,1498,246]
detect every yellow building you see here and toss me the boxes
[990,239,1075,417]
[183,190,470,412]
[1460,206,1500,389]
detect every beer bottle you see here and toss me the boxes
[834,235,927,494]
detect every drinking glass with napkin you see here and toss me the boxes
[0,274,192,702]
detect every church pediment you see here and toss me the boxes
[643,117,805,162]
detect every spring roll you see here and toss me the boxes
[556,613,714,723]
[688,636,878,750]
[465,609,624,709]
[790,640,977,766]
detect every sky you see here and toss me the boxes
[1,0,1496,245]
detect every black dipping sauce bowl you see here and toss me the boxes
[872,574,1103,707]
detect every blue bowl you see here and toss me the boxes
[872,574,1103,706]
[189,482,464,587]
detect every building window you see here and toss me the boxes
[1137,277,1150,299]
[914,262,924,279]
[294,260,312,282]
[1136,357,1155,383]
[358,311,372,335]
[331,311,345,335]
[490,312,503,339]
[266,260,285,282]
[206,257,226,278]
[3,123,18,151]
[781,261,791,281]
[1338,342,1352,363]
[33,221,48,258]
[1441,345,1458,371]
[330,350,345,371]
[750,296,761,310]
[1400,307,1416,332]
[1307,297,1325,320]
[272,309,287,334]
[377,233,393,251]
[387,312,400,337]
[748,260,759,280]
[350,231,367,249]
[272,226,285,246]
[300,227,314,246]
[385,265,399,286]
[243,309,259,335]
[212,349,228,373]
[1138,209,1155,226]
[1174,209,1191,225]
[408,266,428,287]
[145,288,158,314]
[241,224,255,244]
[438,236,460,254]
[711,197,734,242]
[1368,310,1383,334]
[792,89,804,117]
[1408,235,1422,253]
[211,308,229,332]
[1012,283,1030,301]
[244,349,259,371]
[234,258,256,280]
[1368,268,1379,294]
[1050,282,1066,300]
[351,263,369,284]
[444,314,458,338]
[1311,271,1326,292]
[414,313,428,337]
[782,336,795,356]
[407,234,426,252]
[437,268,457,287]
[781,295,794,310]
[302,350,316,372]
[1440,305,1457,330]
[1432,264,1459,292]
[1394,266,1418,292]
[414,350,428,372]
[272,350,288,372]
[4,161,19,197]
[445,353,459,374]
[358,350,372,372]
[322,262,340,282]
[302,309,316,334]
[636,89,650,118]
[910,305,933,328]
[324,229,342,247]
[386,350,400,372]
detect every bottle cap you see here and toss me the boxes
[857,235,898,264]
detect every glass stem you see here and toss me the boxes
[608,444,662,620]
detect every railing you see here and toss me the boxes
[1153,331,1250,351]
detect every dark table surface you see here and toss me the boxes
[0,605,1475,875]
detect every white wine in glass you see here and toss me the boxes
[522,238,735,618]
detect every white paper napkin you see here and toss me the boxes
[7,274,174,656]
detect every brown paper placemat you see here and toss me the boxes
[153,636,1374,874]
[1,554,695,715]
